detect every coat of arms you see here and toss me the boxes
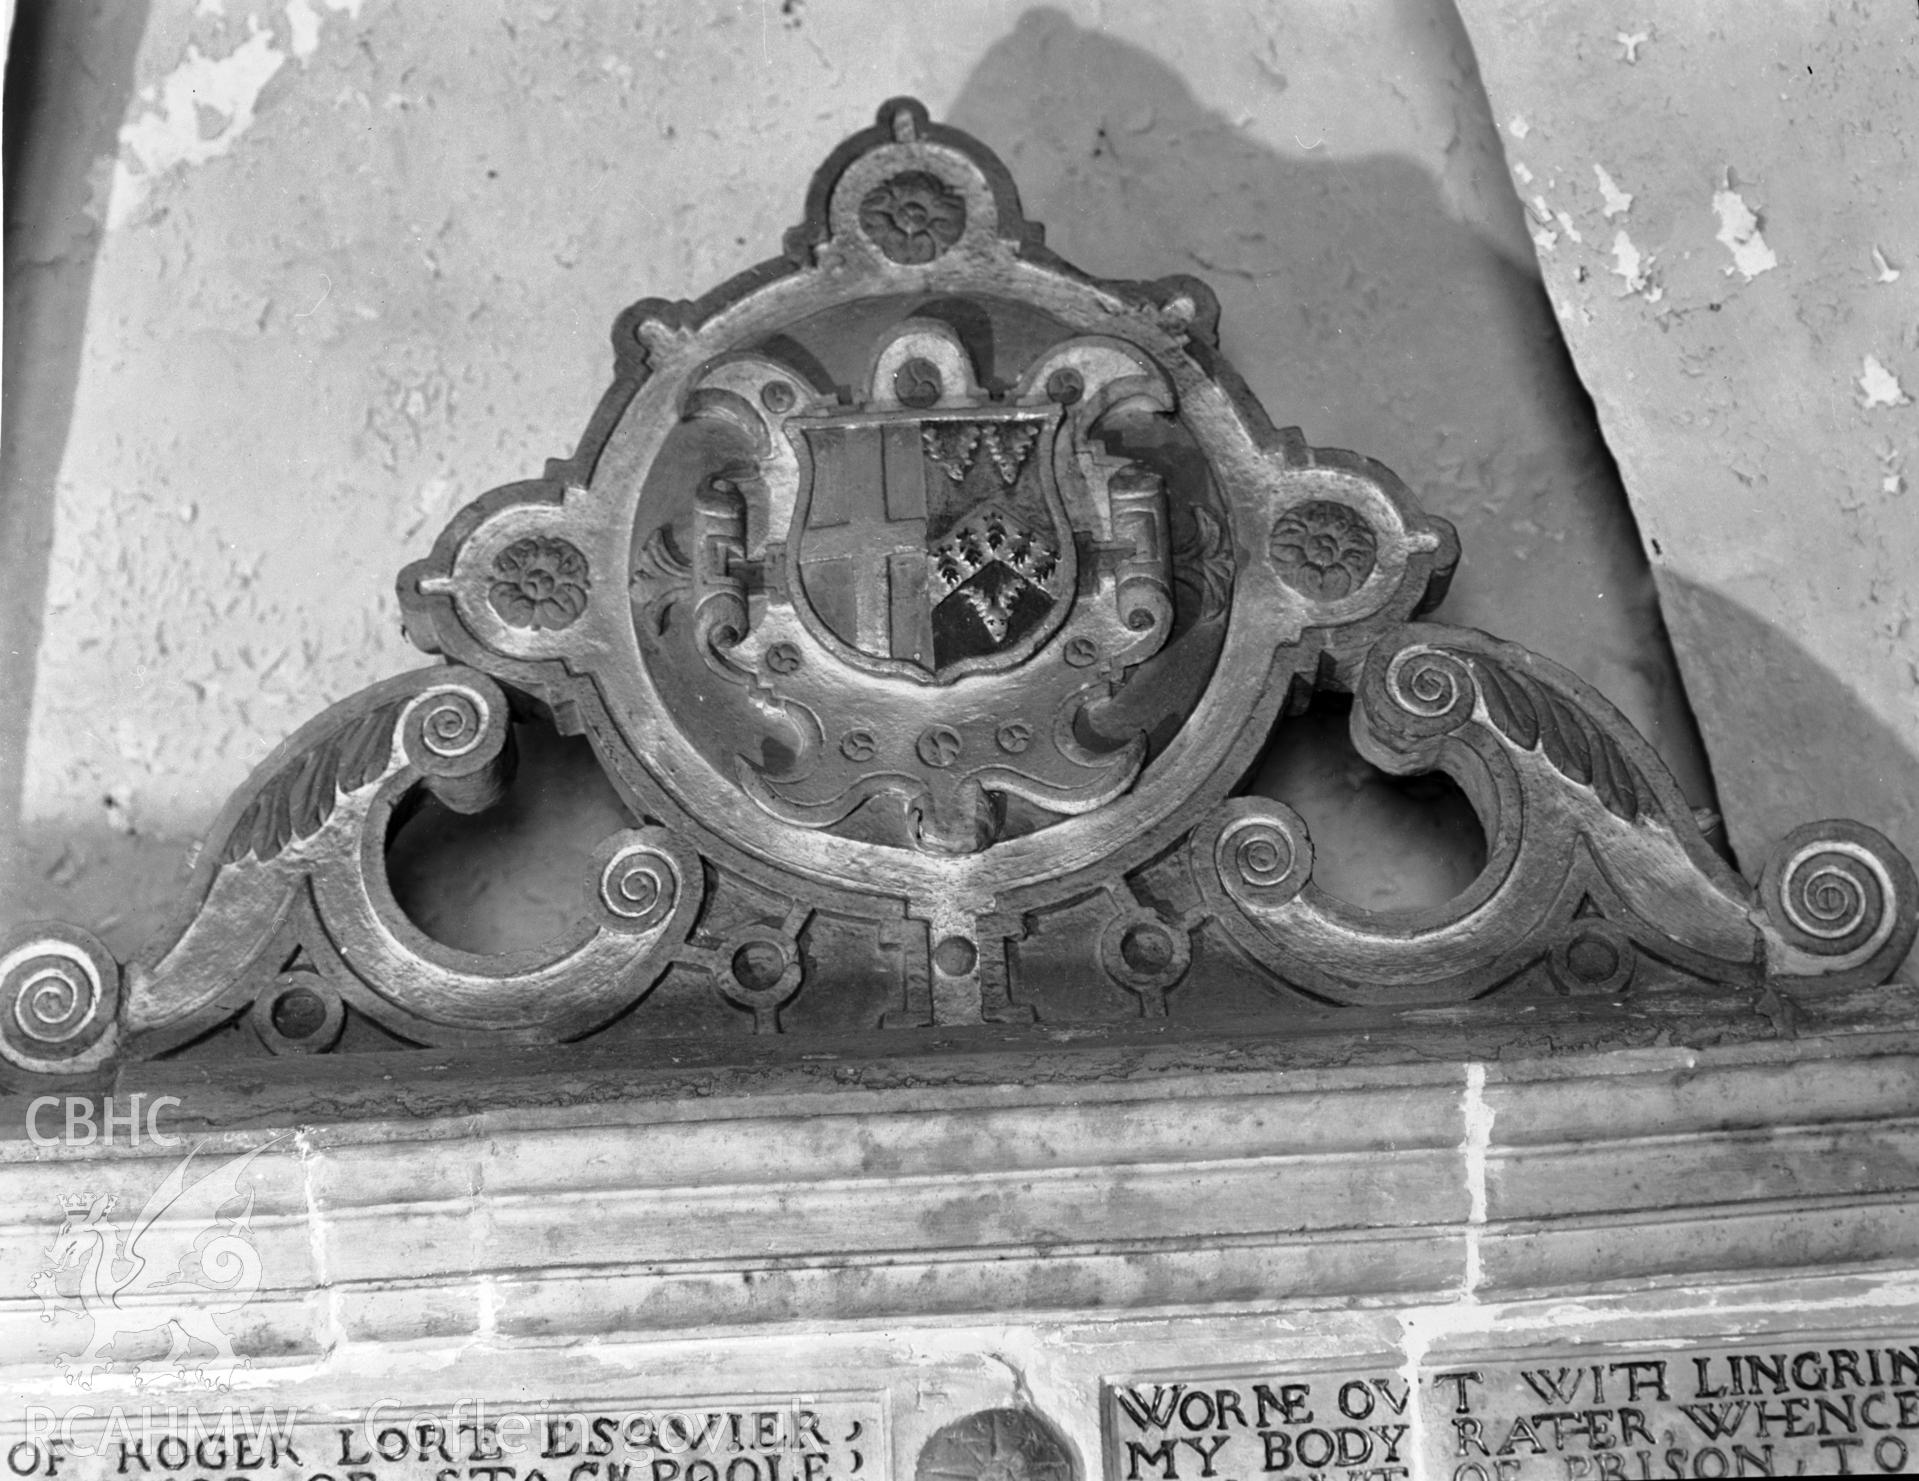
[651,321,1180,854]
[790,402,1068,678]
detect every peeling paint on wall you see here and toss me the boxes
[1593,163,1632,219]
[1711,182,1778,282]
[1609,230,1653,298]
[107,0,364,229]
[1859,355,1912,410]
[109,20,287,229]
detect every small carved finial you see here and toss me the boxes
[891,106,918,143]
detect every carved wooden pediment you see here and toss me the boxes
[4,99,1913,1081]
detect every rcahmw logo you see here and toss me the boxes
[28,1140,280,1389]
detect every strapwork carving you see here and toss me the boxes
[4,98,1912,1083]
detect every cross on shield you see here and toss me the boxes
[791,405,1068,679]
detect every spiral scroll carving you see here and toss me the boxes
[597,840,680,932]
[1781,847,1883,946]
[0,927,120,1072]
[1210,802,1314,908]
[1384,645,1476,734]
[403,684,491,768]
[1758,822,1914,978]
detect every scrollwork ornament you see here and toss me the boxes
[1211,801,1313,907]
[406,685,488,762]
[1383,644,1477,736]
[1758,821,1914,981]
[596,840,680,933]
[400,682,506,812]
[0,925,120,1072]
[1779,847,1881,948]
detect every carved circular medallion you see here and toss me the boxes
[1270,499,1378,600]
[932,935,978,976]
[859,170,966,264]
[250,972,347,1055]
[489,536,590,631]
[917,725,963,769]
[1098,908,1192,997]
[915,1410,1075,1481]
[894,356,944,408]
[1548,920,1637,997]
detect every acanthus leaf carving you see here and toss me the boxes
[222,697,407,866]
[1466,648,1645,822]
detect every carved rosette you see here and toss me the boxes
[1270,499,1378,599]
[859,170,966,263]
[3,98,1912,1082]
[488,536,590,631]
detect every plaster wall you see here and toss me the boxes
[6,0,1703,952]
[1455,3,1919,973]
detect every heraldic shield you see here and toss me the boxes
[787,323,1079,682]
[675,319,1182,856]
[793,399,1067,680]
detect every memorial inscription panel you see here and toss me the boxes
[1105,1342,1919,1480]
[3,1397,884,1481]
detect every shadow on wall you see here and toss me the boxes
[1,3,154,837]
[944,4,1723,911]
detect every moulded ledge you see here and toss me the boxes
[1476,1193,1919,1299]
[482,1229,1473,1341]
